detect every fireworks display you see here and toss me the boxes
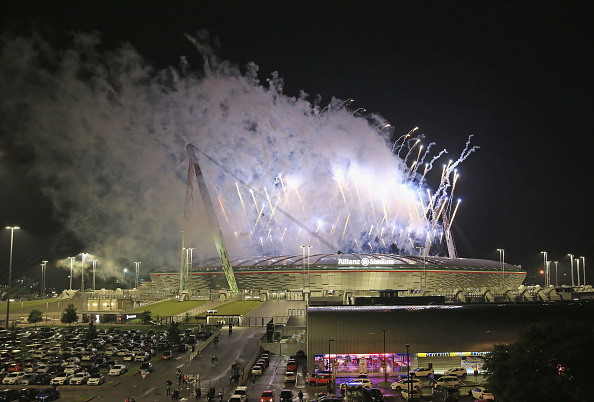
[0,32,477,276]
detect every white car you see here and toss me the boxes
[69,371,90,385]
[408,367,434,377]
[123,353,135,362]
[87,373,105,385]
[108,364,128,376]
[134,352,149,362]
[391,378,422,391]
[251,365,263,376]
[2,372,25,385]
[63,364,80,374]
[444,367,467,377]
[51,372,73,385]
[284,371,296,383]
[17,373,37,385]
[346,378,374,389]
[37,364,50,374]
[234,386,249,400]
[468,387,495,400]
[401,388,422,401]
[434,375,461,389]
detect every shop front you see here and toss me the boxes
[314,353,411,376]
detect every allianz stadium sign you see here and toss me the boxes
[338,258,395,266]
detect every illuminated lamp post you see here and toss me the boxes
[541,251,548,287]
[5,226,20,328]
[406,344,411,397]
[68,256,75,290]
[497,248,505,285]
[581,256,586,286]
[328,339,335,389]
[568,254,574,287]
[80,253,88,292]
[41,261,48,299]
[383,329,388,384]
[576,259,581,286]
[553,261,559,287]
[133,261,141,289]
[92,260,98,291]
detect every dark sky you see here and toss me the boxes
[0,1,592,287]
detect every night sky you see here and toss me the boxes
[0,1,592,288]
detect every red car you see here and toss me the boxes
[286,360,297,371]
[260,390,274,402]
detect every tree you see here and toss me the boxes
[27,309,43,326]
[61,303,78,325]
[484,320,594,402]
[183,312,191,324]
[141,310,152,324]
[86,320,98,341]
[167,321,181,345]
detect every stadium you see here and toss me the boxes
[149,253,526,293]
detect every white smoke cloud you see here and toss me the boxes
[0,31,475,278]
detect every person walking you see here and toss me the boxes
[166,380,173,395]
[298,390,303,402]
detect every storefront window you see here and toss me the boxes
[314,353,410,374]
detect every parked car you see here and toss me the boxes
[17,373,37,385]
[286,360,297,371]
[69,371,90,385]
[279,390,293,402]
[18,388,40,402]
[35,387,60,402]
[368,388,384,402]
[401,388,421,401]
[228,396,245,402]
[260,390,274,402]
[346,378,373,389]
[408,367,434,377]
[34,373,54,385]
[87,373,105,386]
[434,376,461,389]
[50,372,73,385]
[134,352,150,362]
[108,364,127,376]
[3,372,26,385]
[434,387,460,401]
[0,389,21,402]
[63,365,80,374]
[284,371,296,384]
[139,362,154,373]
[251,364,264,376]
[468,387,495,400]
[391,378,422,391]
[162,350,172,360]
[444,367,467,378]
[306,372,333,386]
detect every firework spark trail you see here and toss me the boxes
[218,197,230,222]
[404,139,422,165]
[236,182,251,226]
[252,204,266,231]
[450,199,461,226]
[392,126,419,155]
[337,181,349,213]
[353,178,365,221]
[330,213,341,237]
[341,213,351,243]
[250,189,260,216]
[280,227,287,244]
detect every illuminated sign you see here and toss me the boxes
[417,351,490,357]
[338,258,395,266]
[126,314,137,319]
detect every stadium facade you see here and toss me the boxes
[150,253,526,292]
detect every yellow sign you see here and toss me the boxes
[417,351,490,358]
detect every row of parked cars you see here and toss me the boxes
[0,387,60,402]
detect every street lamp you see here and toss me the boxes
[581,256,586,286]
[541,251,548,287]
[301,246,311,289]
[68,257,75,290]
[553,261,559,287]
[576,258,581,286]
[5,226,20,328]
[40,261,48,299]
[80,253,88,292]
[133,262,141,289]
[568,254,575,287]
[123,268,128,284]
[92,260,98,291]
[497,249,505,284]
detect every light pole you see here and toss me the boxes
[92,260,98,291]
[415,247,425,288]
[80,253,88,292]
[553,261,558,287]
[497,249,505,284]
[541,251,548,287]
[68,257,75,290]
[133,262,141,289]
[568,254,575,287]
[123,268,128,284]
[5,226,19,328]
[40,261,48,299]
[328,339,335,389]
[581,256,586,286]
[406,344,411,397]
[383,329,388,384]
[575,258,581,286]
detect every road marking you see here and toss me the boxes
[144,387,156,396]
